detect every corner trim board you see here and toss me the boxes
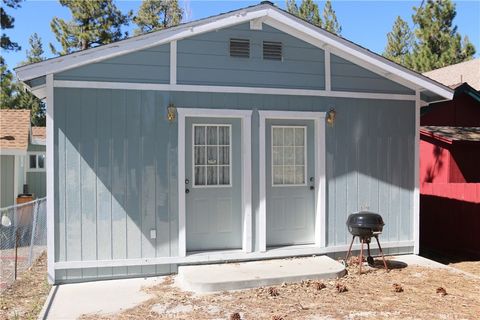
[46,73,55,283]
[414,90,420,255]
[53,80,416,101]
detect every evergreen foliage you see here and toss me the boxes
[286,0,341,34]
[383,16,413,66]
[1,0,22,51]
[133,0,183,35]
[383,0,475,72]
[409,0,475,72]
[322,0,341,35]
[50,0,132,55]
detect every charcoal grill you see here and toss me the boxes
[344,211,388,274]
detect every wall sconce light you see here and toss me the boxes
[326,108,336,127]
[167,103,176,122]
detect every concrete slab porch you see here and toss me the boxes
[175,255,346,293]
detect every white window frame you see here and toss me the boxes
[271,125,307,187]
[192,124,233,188]
[27,152,46,172]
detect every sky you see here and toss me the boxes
[2,0,480,71]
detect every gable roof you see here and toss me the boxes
[0,109,31,152]
[15,2,453,101]
[423,59,480,91]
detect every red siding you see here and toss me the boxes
[421,93,480,127]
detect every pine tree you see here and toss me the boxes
[410,0,475,72]
[23,33,45,64]
[0,57,17,108]
[15,33,47,125]
[50,0,132,55]
[383,16,413,66]
[1,0,22,51]
[322,0,341,35]
[133,0,183,35]
[285,0,299,16]
[298,0,322,27]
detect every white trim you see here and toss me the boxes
[31,137,46,146]
[16,7,270,81]
[177,108,253,255]
[0,148,27,156]
[54,240,414,269]
[259,111,326,252]
[263,11,453,99]
[324,49,331,92]
[17,5,452,101]
[170,40,177,85]
[13,155,18,200]
[46,73,55,284]
[54,80,416,101]
[414,90,420,255]
[250,18,263,30]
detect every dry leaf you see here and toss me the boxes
[314,281,326,290]
[336,283,348,293]
[230,312,241,320]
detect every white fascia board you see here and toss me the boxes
[54,80,416,101]
[0,148,27,156]
[264,10,453,100]
[15,8,270,81]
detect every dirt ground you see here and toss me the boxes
[81,257,480,320]
[0,252,51,320]
[448,261,480,277]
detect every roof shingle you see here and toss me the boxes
[0,109,31,150]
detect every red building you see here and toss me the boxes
[420,82,480,258]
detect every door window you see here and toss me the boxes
[193,124,231,187]
[272,126,306,186]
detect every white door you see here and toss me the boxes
[266,119,316,246]
[185,118,242,251]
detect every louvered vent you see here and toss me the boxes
[263,41,282,60]
[230,38,250,58]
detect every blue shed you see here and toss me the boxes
[16,2,453,284]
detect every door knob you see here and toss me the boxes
[185,178,190,185]
[185,188,190,194]
[310,186,315,190]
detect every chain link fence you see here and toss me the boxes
[0,198,47,292]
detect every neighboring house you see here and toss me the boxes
[419,80,480,258]
[15,2,453,284]
[423,58,480,91]
[0,109,47,208]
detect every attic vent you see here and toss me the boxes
[263,41,282,60]
[230,38,250,58]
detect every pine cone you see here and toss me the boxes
[336,283,348,293]
[268,287,279,297]
[436,287,447,296]
[230,312,241,320]
[314,281,326,290]
[392,283,404,293]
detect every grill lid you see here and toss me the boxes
[346,211,385,229]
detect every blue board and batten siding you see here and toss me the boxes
[52,23,415,282]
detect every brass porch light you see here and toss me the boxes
[167,103,176,122]
[326,108,336,127]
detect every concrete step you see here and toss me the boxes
[176,256,346,293]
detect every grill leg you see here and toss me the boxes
[374,235,389,272]
[344,236,356,264]
[359,238,364,274]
